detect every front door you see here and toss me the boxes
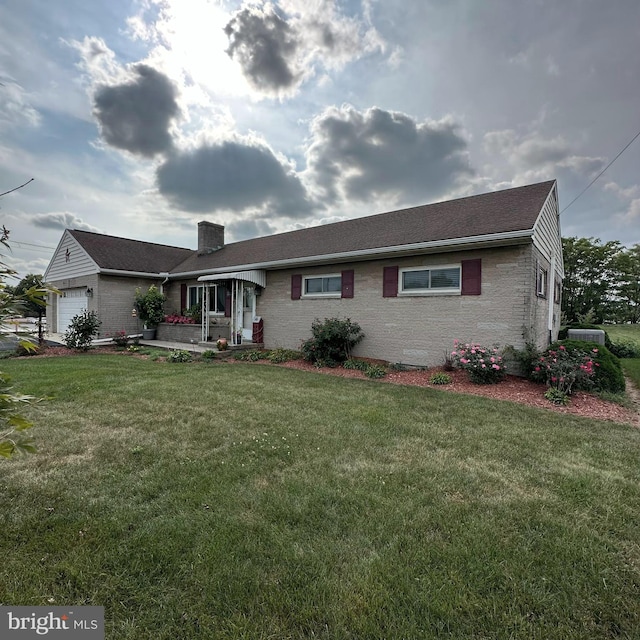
[242,286,255,341]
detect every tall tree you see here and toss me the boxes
[561,237,623,324]
[13,273,45,317]
[613,244,640,323]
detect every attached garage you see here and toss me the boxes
[57,289,87,333]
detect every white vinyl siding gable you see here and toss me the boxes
[44,231,99,281]
[532,183,564,278]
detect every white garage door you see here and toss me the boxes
[58,289,87,333]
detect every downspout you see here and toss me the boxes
[159,272,170,295]
[547,252,556,345]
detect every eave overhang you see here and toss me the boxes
[171,229,534,279]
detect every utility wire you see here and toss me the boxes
[12,240,56,250]
[0,178,34,198]
[561,127,640,214]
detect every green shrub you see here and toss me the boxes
[343,358,368,372]
[609,339,640,359]
[201,350,217,361]
[64,310,101,350]
[301,317,364,367]
[544,387,570,405]
[111,330,130,348]
[185,303,202,322]
[343,359,386,378]
[135,285,166,329]
[233,349,265,361]
[504,341,541,380]
[266,348,300,364]
[429,372,452,385]
[364,364,387,379]
[549,340,625,394]
[167,349,192,363]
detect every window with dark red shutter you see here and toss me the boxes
[341,270,354,298]
[291,274,302,300]
[383,266,399,297]
[461,259,481,295]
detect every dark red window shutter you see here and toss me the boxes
[383,266,398,297]
[180,284,187,312]
[461,259,481,295]
[341,270,354,298]
[291,274,302,300]
[224,288,231,317]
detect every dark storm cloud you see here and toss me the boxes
[306,105,473,203]
[93,64,179,157]
[224,5,301,95]
[156,139,312,217]
[31,212,101,232]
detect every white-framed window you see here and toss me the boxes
[536,267,548,298]
[303,274,342,298]
[187,284,226,314]
[399,265,461,295]
[554,278,562,304]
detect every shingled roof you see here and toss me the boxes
[171,180,556,275]
[69,230,192,273]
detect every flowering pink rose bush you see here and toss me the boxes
[530,344,596,404]
[451,341,506,384]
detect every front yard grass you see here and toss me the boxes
[1,355,639,639]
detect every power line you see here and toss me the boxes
[12,240,56,250]
[561,127,640,214]
[0,178,34,198]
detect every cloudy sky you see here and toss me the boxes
[1,0,639,279]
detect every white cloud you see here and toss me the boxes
[305,104,473,205]
[30,212,102,233]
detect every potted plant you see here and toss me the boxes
[135,285,166,339]
[216,337,228,351]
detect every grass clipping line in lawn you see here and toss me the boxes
[1,354,639,639]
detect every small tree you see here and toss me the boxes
[135,285,166,328]
[64,310,101,350]
[0,224,50,458]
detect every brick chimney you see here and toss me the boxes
[198,221,224,255]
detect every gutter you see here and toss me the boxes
[99,268,165,278]
[171,229,535,279]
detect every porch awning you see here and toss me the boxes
[197,269,266,288]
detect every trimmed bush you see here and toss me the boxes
[301,318,364,367]
[550,340,625,394]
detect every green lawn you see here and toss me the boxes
[1,355,640,639]
[601,323,640,347]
